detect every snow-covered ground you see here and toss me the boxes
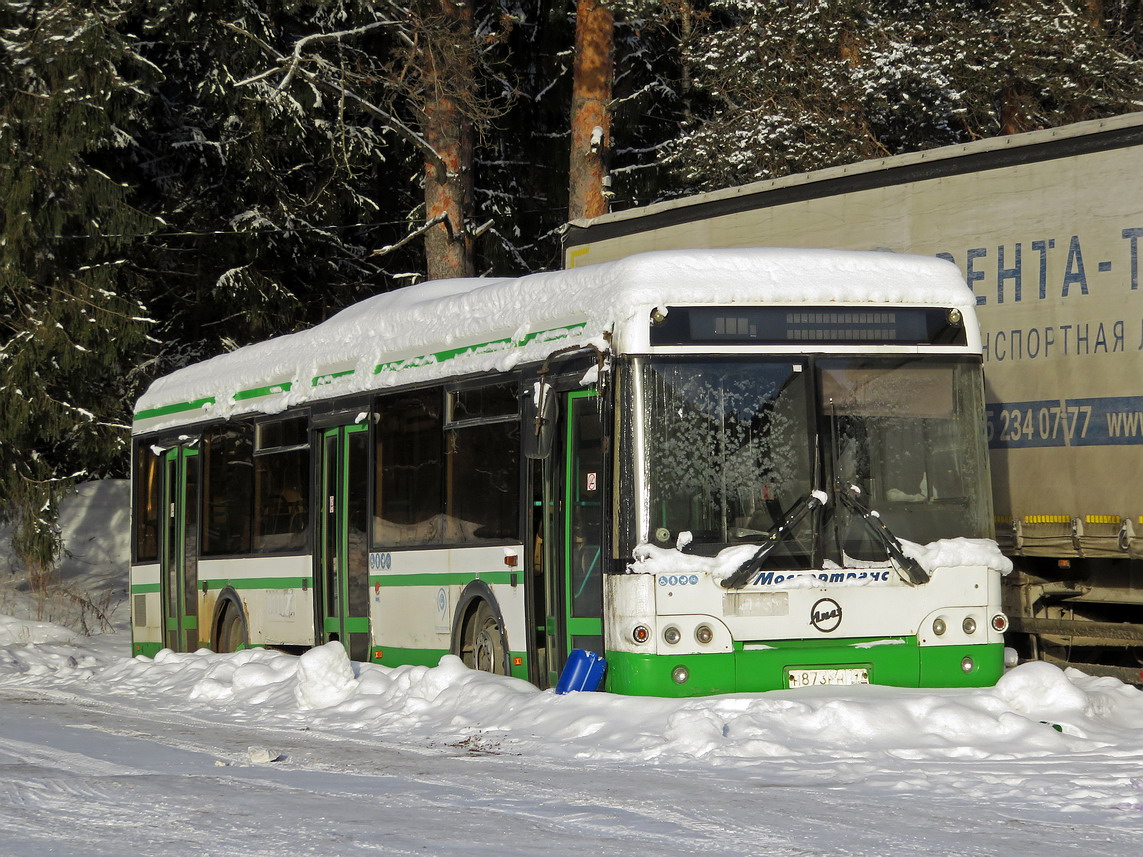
[2,484,1143,855]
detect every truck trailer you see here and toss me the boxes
[564,111,1143,683]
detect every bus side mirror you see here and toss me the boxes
[523,380,558,459]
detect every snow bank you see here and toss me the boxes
[5,632,1141,771]
[0,480,130,633]
[294,641,360,709]
[0,615,76,646]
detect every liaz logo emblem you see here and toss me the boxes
[810,598,842,632]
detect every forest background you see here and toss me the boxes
[2,0,1143,580]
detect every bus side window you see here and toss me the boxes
[373,389,444,548]
[445,419,521,542]
[444,383,521,544]
[201,423,254,556]
[253,417,310,553]
[133,441,162,563]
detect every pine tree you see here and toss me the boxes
[663,0,1143,191]
[0,1,156,586]
[127,0,410,362]
[224,0,515,281]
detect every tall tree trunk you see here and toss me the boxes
[423,0,475,280]
[1085,0,1105,27]
[568,0,614,221]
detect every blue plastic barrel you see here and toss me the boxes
[555,649,607,694]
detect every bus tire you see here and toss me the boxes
[215,598,248,653]
[469,601,508,676]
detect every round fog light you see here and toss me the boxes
[671,665,690,684]
[632,625,651,645]
[961,656,975,673]
[933,618,947,636]
[991,613,1009,633]
[695,624,714,645]
[663,626,681,645]
[962,617,977,635]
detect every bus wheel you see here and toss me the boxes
[470,602,507,675]
[216,602,248,653]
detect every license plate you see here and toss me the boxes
[787,667,869,688]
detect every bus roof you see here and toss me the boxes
[133,248,973,434]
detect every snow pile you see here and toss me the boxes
[900,536,1014,576]
[294,642,361,709]
[0,615,76,646]
[0,480,130,630]
[54,479,132,592]
[629,541,762,581]
[6,635,1141,770]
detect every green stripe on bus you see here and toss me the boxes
[234,382,293,401]
[133,321,590,423]
[134,396,216,421]
[368,572,520,587]
[516,322,587,346]
[131,577,313,595]
[372,645,449,667]
[312,369,355,386]
[603,640,1004,696]
[372,645,529,679]
[373,339,513,374]
[373,322,588,376]
[207,577,312,590]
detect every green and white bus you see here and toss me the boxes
[130,248,1009,696]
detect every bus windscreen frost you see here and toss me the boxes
[634,356,991,568]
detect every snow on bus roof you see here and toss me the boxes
[133,248,973,433]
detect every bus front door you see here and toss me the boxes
[315,423,371,662]
[535,389,605,687]
[160,444,199,652]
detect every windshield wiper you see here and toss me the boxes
[720,492,827,589]
[836,483,929,586]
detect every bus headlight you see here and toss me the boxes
[961,656,975,673]
[632,625,651,645]
[962,617,977,635]
[695,624,714,645]
[663,626,682,645]
[932,617,947,636]
[671,665,689,684]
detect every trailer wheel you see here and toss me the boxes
[469,601,507,675]
[216,601,248,653]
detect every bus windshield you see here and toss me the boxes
[632,355,991,567]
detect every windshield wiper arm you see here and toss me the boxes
[836,483,929,586]
[720,492,826,590]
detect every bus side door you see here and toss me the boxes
[160,443,199,652]
[532,388,606,687]
[315,423,371,661]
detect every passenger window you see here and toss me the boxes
[253,417,310,553]
[201,424,254,556]
[374,389,444,547]
[444,383,521,544]
[133,441,162,563]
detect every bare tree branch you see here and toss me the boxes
[278,20,400,92]
[370,213,449,258]
[225,21,445,171]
